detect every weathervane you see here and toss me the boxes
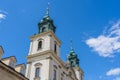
[70,39,74,50]
[46,2,50,16]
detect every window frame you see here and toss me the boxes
[38,41,42,50]
[53,65,57,80]
[34,63,42,79]
[42,27,46,32]
[37,39,44,51]
[20,67,25,75]
[54,41,57,54]
[35,67,40,78]
[53,69,57,80]
[9,61,15,68]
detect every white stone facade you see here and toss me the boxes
[26,31,84,80]
[28,31,61,57]
[0,56,28,80]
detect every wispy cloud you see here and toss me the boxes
[86,20,120,57]
[0,10,7,23]
[114,77,120,80]
[106,68,120,76]
[0,13,6,20]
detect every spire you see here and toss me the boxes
[70,40,74,50]
[38,2,56,34]
[70,40,75,55]
[46,2,50,16]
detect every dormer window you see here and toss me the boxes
[38,41,42,50]
[9,61,14,68]
[20,68,25,75]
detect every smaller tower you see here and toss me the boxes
[67,48,79,67]
[67,41,84,80]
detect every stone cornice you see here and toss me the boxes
[27,50,67,70]
[30,31,61,45]
[27,50,52,59]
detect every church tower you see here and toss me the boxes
[26,4,61,80]
[26,3,84,80]
[67,41,84,80]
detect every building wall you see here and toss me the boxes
[50,35,60,57]
[0,46,4,59]
[29,32,61,57]
[0,68,20,80]
[0,61,28,80]
[26,53,51,80]
[26,31,83,80]
[1,59,10,65]
[30,59,50,80]
[29,35,51,55]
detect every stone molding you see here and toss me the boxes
[30,31,61,45]
[27,50,67,70]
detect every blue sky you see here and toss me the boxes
[0,0,120,80]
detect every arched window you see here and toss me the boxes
[35,67,40,78]
[53,65,57,80]
[34,63,42,79]
[54,42,57,53]
[54,44,56,53]
[38,41,42,50]
[53,69,57,80]
[71,61,74,67]
[9,61,14,68]
[42,27,46,32]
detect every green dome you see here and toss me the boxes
[67,43,80,67]
[38,3,56,34]
[43,15,53,21]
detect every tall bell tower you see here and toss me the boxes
[26,3,61,80]
[26,3,84,80]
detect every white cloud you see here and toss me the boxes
[106,68,120,76]
[0,13,6,20]
[86,20,120,57]
[0,10,7,21]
